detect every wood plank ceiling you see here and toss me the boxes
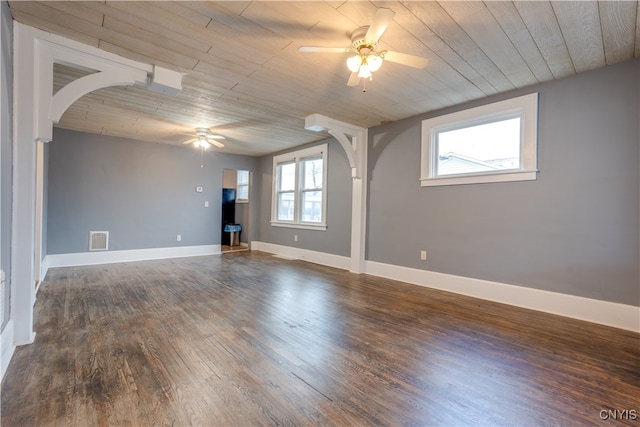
[8,1,640,156]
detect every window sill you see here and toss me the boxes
[270,221,327,231]
[421,170,538,187]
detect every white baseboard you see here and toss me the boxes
[251,241,350,271]
[41,242,640,332]
[45,245,221,268]
[1,320,15,382]
[366,260,640,333]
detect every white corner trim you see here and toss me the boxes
[45,245,221,268]
[1,320,15,382]
[39,256,49,291]
[251,241,350,271]
[366,261,640,332]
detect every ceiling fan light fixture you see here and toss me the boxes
[194,136,208,148]
[368,54,383,72]
[346,55,361,73]
[357,63,372,79]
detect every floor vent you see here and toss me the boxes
[89,231,109,251]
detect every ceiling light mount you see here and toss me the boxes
[195,127,209,137]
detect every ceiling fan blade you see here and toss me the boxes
[208,134,225,140]
[383,51,429,69]
[182,138,197,145]
[208,139,225,148]
[365,8,396,42]
[347,72,360,87]
[299,46,351,53]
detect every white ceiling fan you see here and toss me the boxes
[299,8,429,88]
[182,127,225,149]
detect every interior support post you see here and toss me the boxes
[11,23,181,346]
[305,114,368,274]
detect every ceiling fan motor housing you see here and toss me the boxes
[195,127,210,137]
[350,26,378,54]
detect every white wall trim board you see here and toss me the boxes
[1,320,15,382]
[45,245,221,268]
[365,261,640,333]
[251,241,350,271]
[39,256,49,292]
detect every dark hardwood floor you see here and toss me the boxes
[2,251,638,426]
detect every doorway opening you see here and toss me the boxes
[221,169,251,254]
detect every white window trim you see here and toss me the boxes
[420,93,539,187]
[271,144,328,231]
[236,170,250,204]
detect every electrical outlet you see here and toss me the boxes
[177,234,182,242]
[420,250,427,260]
[294,235,298,242]
[204,201,209,207]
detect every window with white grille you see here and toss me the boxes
[271,144,327,230]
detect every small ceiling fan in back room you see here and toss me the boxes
[182,127,225,149]
[298,7,429,92]
[182,127,225,167]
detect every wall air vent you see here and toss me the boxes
[89,231,109,251]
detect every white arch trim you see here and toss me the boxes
[11,23,181,346]
[50,69,147,124]
[304,114,368,273]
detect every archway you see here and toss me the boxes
[11,22,181,346]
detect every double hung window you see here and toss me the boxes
[272,144,327,230]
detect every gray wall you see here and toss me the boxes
[47,129,259,254]
[1,0,13,331]
[257,138,352,257]
[367,60,640,306]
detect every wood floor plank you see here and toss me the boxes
[2,251,639,426]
